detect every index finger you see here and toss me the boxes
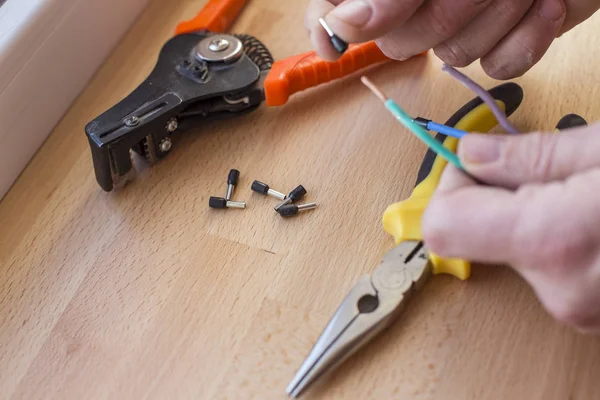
[422,165,522,264]
[423,165,600,269]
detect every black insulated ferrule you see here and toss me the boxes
[251,180,269,194]
[228,169,240,185]
[330,35,348,54]
[209,197,227,209]
[289,185,307,201]
[278,205,299,217]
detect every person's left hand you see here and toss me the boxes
[305,0,600,79]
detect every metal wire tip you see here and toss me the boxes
[360,76,387,102]
[318,18,334,37]
[319,17,348,53]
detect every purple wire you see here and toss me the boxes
[441,63,520,134]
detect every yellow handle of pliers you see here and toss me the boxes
[382,101,507,280]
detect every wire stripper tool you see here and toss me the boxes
[84,0,407,192]
[286,82,525,398]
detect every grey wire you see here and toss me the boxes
[441,63,520,134]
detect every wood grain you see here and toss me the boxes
[2,0,600,399]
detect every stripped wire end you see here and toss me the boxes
[360,75,464,171]
[360,76,388,103]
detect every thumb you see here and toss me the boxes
[322,0,423,44]
[458,122,600,188]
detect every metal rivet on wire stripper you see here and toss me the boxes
[274,185,307,212]
[195,34,244,63]
[159,138,172,153]
[251,180,286,200]
[165,118,178,133]
[208,38,230,52]
[124,116,139,127]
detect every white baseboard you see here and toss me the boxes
[0,0,150,200]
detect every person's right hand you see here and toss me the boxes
[422,123,600,334]
[305,0,600,79]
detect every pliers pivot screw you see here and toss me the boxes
[195,34,244,63]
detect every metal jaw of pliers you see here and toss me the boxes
[286,240,431,398]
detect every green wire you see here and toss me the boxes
[385,99,464,170]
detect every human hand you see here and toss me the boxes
[305,0,600,79]
[421,124,600,333]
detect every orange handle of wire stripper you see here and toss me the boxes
[175,0,247,35]
[264,42,391,107]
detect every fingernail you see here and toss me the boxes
[329,0,372,28]
[459,135,504,164]
[538,0,565,22]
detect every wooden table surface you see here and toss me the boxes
[2,0,600,399]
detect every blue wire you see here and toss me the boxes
[385,100,463,170]
[425,121,467,139]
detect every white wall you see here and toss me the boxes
[0,0,150,200]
